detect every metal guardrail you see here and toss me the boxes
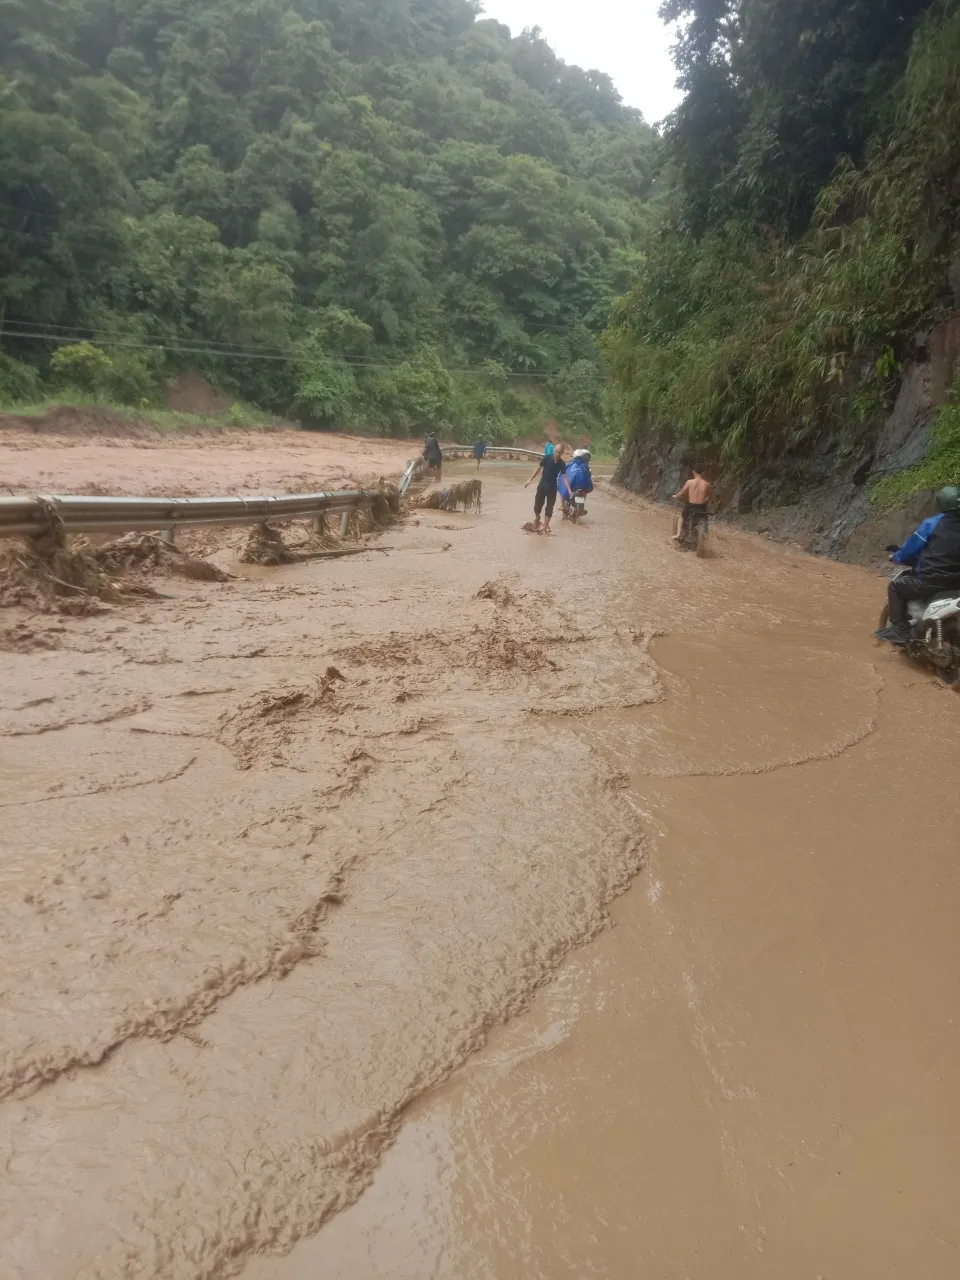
[398,445,540,493]
[0,490,377,541]
[443,446,542,461]
[398,457,426,496]
[0,445,543,539]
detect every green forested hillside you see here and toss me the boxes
[605,0,960,484]
[0,0,656,437]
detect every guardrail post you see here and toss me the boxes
[312,513,325,535]
[161,527,176,546]
[339,511,350,538]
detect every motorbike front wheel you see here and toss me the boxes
[877,603,890,629]
[695,525,707,558]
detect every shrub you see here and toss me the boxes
[872,390,960,510]
[50,342,114,394]
[0,353,42,405]
[105,352,157,404]
[294,356,358,425]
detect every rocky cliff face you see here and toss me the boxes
[616,313,960,567]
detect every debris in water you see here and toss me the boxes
[476,579,517,607]
[240,523,296,566]
[0,528,232,615]
[0,529,154,614]
[412,480,482,513]
[96,533,232,582]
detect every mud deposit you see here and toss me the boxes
[0,423,412,497]
[2,462,958,1280]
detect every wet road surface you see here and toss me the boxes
[2,463,957,1279]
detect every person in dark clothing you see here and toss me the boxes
[877,486,960,644]
[472,437,487,469]
[525,444,567,533]
[423,432,443,481]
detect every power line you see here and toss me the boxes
[7,320,296,359]
[9,312,601,347]
[0,328,590,380]
[2,329,294,362]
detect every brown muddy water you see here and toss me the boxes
[2,464,957,1279]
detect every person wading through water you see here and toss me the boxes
[525,443,567,534]
[423,432,443,482]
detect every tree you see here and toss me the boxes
[1,0,657,440]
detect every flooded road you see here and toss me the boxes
[2,462,957,1279]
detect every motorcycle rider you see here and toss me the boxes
[562,448,594,516]
[876,485,960,644]
[672,466,712,541]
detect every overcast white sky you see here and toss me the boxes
[480,0,682,124]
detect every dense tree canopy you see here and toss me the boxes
[0,0,657,437]
[606,0,960,471]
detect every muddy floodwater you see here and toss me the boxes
[2,461,958,1279]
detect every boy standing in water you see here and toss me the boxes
[525,443,566,534]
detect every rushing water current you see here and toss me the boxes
[2,465,957,1280]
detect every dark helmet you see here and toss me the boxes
[936,485,960,514]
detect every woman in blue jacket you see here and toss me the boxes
[560,449,593,514]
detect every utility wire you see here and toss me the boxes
[7,320,297,359]
[0,328,594,380]
[8,313,599,346]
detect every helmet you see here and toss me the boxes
[936,485,960,514]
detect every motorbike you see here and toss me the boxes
[673,505,709,557]
[879,554,960,686]
[562,489,588,523]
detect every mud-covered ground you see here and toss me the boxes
[1,445,957,1280]
[0,413,413,497]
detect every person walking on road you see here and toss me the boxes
[423,432,443,483]
[473,436,487,470]
[525,443,567,534]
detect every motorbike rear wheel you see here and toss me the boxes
[877,604,890,629]
[695,526,707,558]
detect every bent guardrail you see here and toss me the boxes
[0,490,380,541]
[0,445,543,539]
[399,457,426,496]
[399,445,539,492]
[443,446,542,461]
